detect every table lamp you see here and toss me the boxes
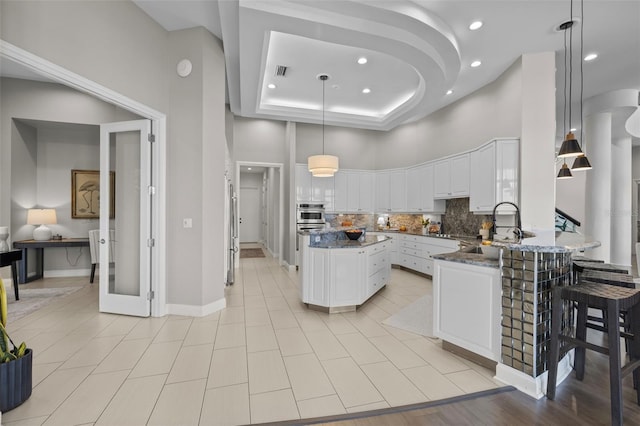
[27,209,57,240]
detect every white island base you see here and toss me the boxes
[299,233,392,313]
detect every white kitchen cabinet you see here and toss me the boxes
[329,248,365,306]
[434,154,470,199]
[296,164,335,207]
[396,234,459,276]
[344,171,374,212]
[307,248,329,306]
[333,170,348,212]
[296,164,312,202]
[376,170,406,212]
[300,240,390,310]
[433,259,501,361]
[406,164,445,213]
[469,139,519,213]
[366,241,390,298]
[375,172,391,212]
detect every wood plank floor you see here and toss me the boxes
[284,334,640,425]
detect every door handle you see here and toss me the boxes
[100,239,106,244]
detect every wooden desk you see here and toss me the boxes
[0,250,22,300]
[13,238,90,283]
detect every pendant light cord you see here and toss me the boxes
[580,0,584,150]
[568,0,574,131]
[322,76,325,155]
[563,26,568,137]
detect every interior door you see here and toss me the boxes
[239,187,261,242]
[99,120,152,317]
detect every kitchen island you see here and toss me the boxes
[433,231,600,398]
[299,229,391,313]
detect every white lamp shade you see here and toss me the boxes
[27,209,57,225]
[308,155,339,177]
[27,209,57,241]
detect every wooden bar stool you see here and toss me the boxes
[572,261,629,289]
[547,282,640,426]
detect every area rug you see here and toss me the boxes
[382,294,435,337]
[240,248,265,258]
[7,286,84,321]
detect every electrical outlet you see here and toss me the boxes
[314,236,321,242]
[183,218,192,228]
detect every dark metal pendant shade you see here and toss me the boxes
[557,132,583,158]
[571,155,592,171]
[557,162,573,179]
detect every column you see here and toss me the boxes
[585,112,612,262]
[611,136,632,266]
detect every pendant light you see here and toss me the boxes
[557,162,573,179]
[308,74,339,177]
[557,16,575,179]
[557,0,584,161]
[571,0,592,171]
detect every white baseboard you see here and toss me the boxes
[166,297,226,317]
[282,261,296,272]
[44,269,91,278]
[495,351,574,399]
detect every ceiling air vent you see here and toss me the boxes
[275,65,287,77]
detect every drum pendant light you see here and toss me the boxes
[571,0,592,171]
[308,74,339,177]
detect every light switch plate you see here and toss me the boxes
[183,218,192,228]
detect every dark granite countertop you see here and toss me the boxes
[432,250,500,268]
[491,231,600,253]
[311,234,391,249]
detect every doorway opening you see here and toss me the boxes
[1,41,167,316]
[235,161,284,266]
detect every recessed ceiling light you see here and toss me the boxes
[584,53,598,61]
[247,167,252,171]
[446,90,453,95]
[267,83,276,89]
[357,57,368,65]
[362,88,371,94]
[469,21,483,30]
[471,60,482,68]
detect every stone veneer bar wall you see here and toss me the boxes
[500,249,573,377]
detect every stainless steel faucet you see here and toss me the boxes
[491,202,522,242]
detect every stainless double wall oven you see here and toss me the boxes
[296,203,325,232]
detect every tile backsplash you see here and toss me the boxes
[326,197,492,237]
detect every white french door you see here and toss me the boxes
[99,120,152,317]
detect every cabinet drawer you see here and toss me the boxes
[399,247,421,257]
[369,269,388,293]
[368,250,387,276]
[399,253,424,272]
[400,234,423,243]
[401,241,424,251]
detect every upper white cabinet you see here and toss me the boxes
[334,170,374,213]
[296,164,335,209]
[469,139,519,213]
[333,170,348,212]
[434,154,470,199]
[406,163,445,213]
[376,170,406,212]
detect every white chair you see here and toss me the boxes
[88,229,115,283]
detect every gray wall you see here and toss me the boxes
[2,1,228,311]
[1,78,137,279]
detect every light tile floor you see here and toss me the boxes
[2,244,500,425]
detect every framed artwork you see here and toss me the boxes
[71,169,115,219]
